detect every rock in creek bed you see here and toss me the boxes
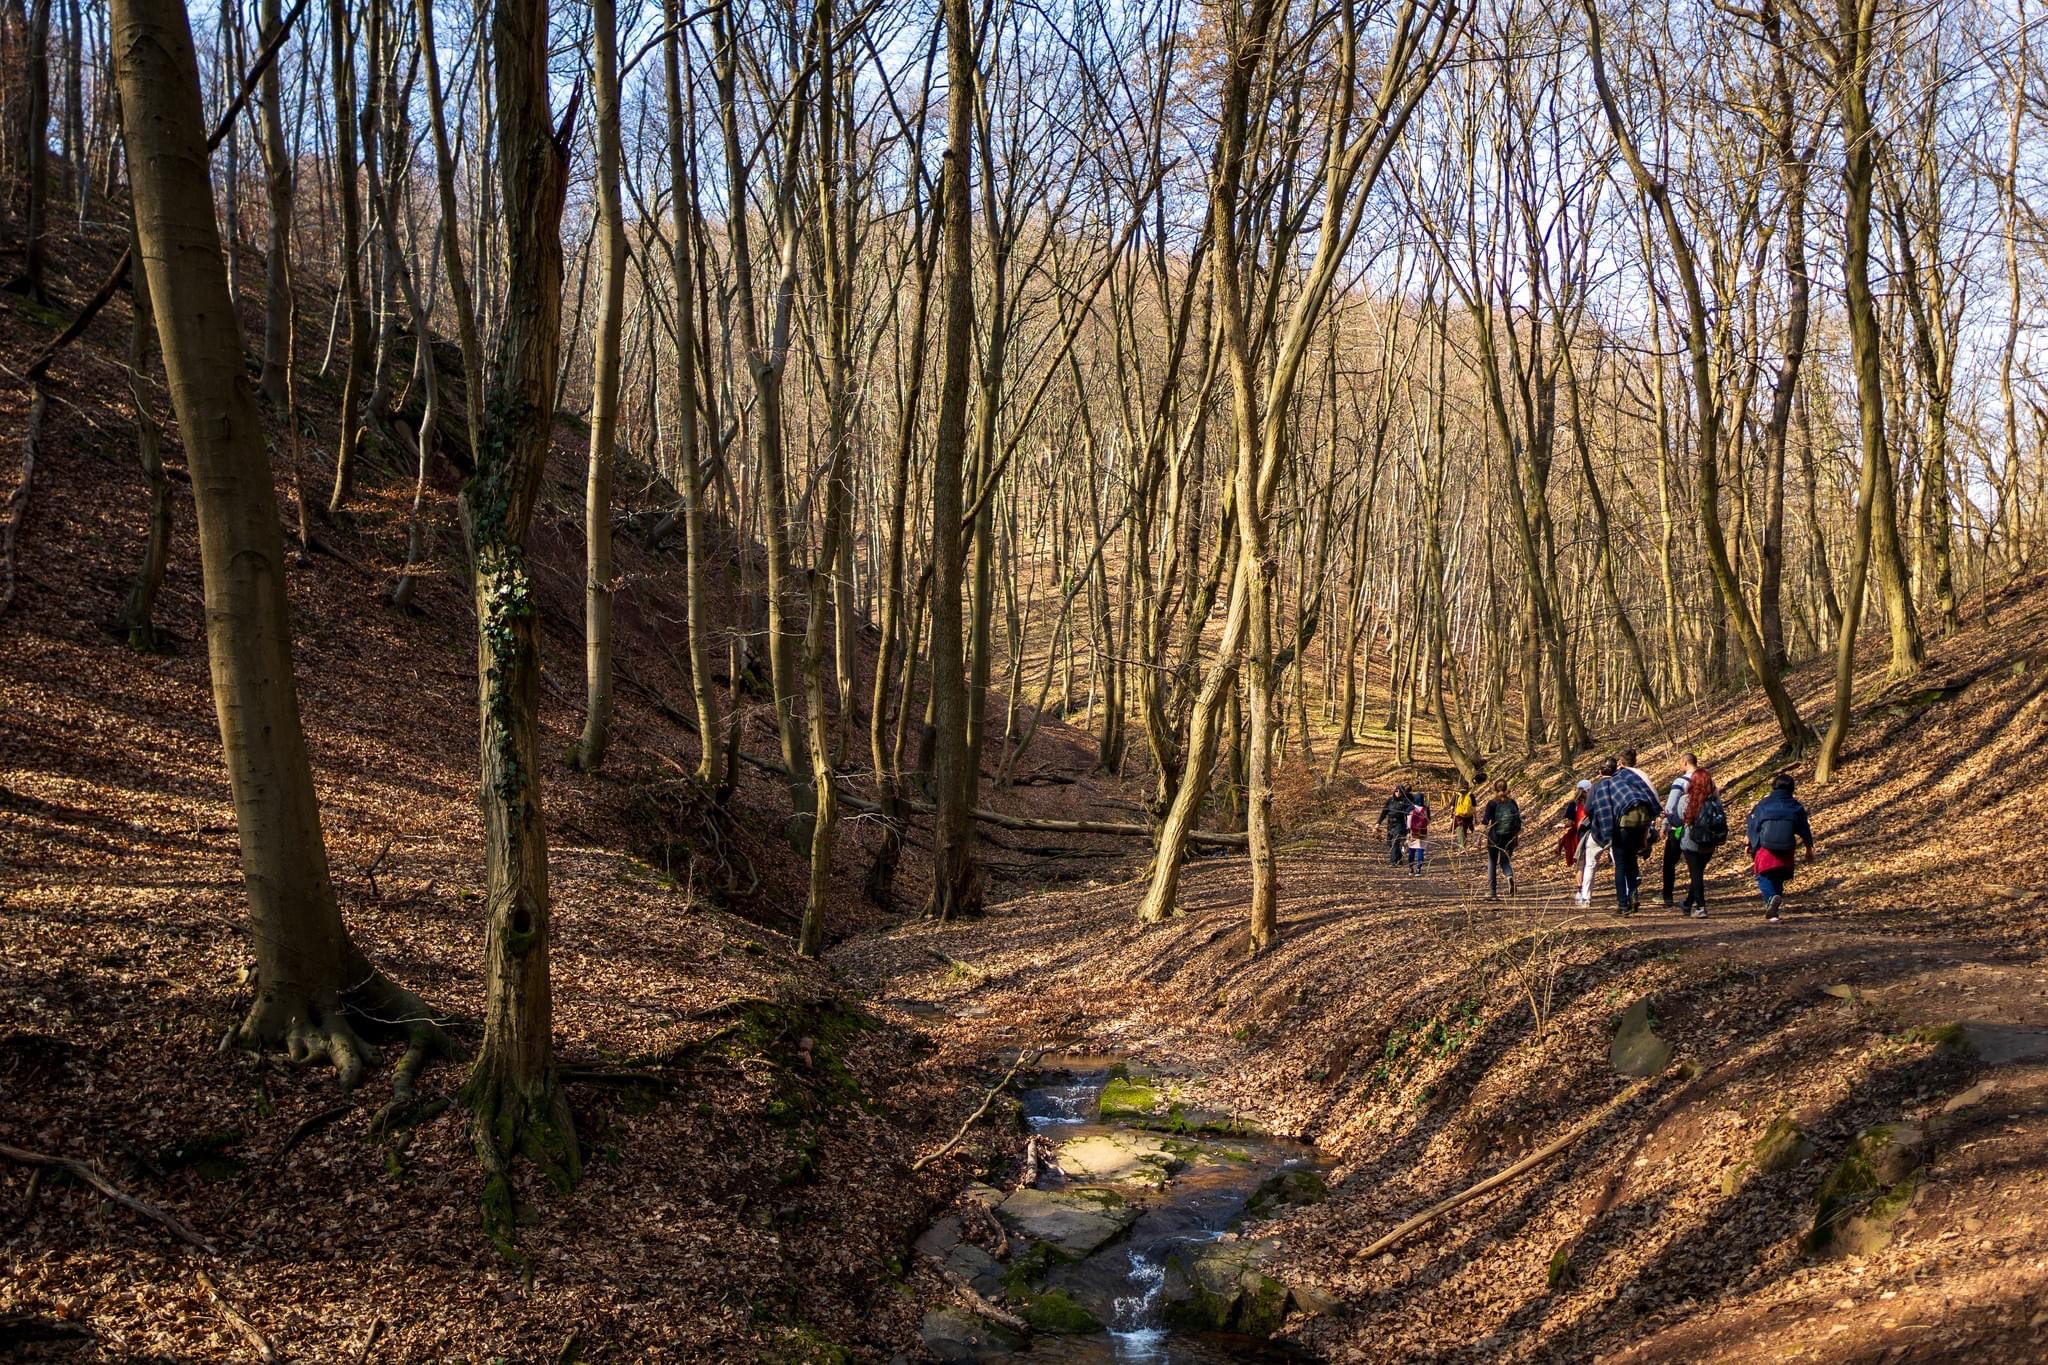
[995,1185,1141,1258]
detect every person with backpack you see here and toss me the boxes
[1405,796,1431,875]
[1676,766,1729,917]
[1583,756,1659,914]
[1746,773,1815,923]
[1482,779,1521,900]
[1659,754,1698,907]
[1555,779,1595,899]
[1452,780,1479,849]
[1380,786,1414,866]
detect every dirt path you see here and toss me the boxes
[840,801,2048,1362]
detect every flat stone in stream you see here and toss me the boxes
[1055,1130,1182,1186]
[995,1186,1141,1258]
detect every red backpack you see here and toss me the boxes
[1407,804,1430,837]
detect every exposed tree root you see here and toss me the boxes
[232,963,454,1095]
[0,1142,217,1255]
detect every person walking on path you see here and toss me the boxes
[1482,779,1521,900]
[1584,756,1659,914]
[1452,781,1479,849]
[1660,754,1698,907]
[1405,796,1431,876]
[1746,773,1815,923]
[1675,765,1728,917]
[1555,780,1595,899]
[1381,786,1415,866]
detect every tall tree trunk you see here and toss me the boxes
[1818,0,1896,780]
[254,0,293,405]
[115,200,171,650]
[800,0,852,958]
[324,0,371,512]
[460,0,578,1250]
[570,0,624,772]
[111,0,437,1089]
[8,0,51,301]
[661,0,721,786]
[927,0,981,919]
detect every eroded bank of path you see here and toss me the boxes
[917,1055,1328,1362]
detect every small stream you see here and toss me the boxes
[991,1055,1321,1362]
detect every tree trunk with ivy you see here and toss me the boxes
[110,0,439,1088]
[460,0,579,1252]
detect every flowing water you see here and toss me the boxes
[992,1056,1320,1362]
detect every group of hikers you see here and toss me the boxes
[1378,749,1817,921]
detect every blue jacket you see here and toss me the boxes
[1584,769,1658,844]
[1746,791,1813,854]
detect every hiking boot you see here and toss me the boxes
[1506,876,1517,897]
[1688,906,1708,919]
[1765,895,1784,923]
[1661,896,1675,908]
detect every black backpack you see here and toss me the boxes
[1491,800,1521,844]
[1691,795,1729,849]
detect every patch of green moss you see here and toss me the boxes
[1237,1273,1290,1337]
[1546,1243,1571,1291]
[1753,1116,1812,1173]
[1809,1123,1926,1252]
[1900,1022,1969,1052]
[1241,1167,1328,1223]
[1098,1076,1160,1121]
[1016,1289,1103,1334]
[760,1324,853,1364]
[1003,1240,1072,1295]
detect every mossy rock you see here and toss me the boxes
[1001,1239,1072,1296]
[1756,1116,1813,1173]
[760,1325,853,1365]
[1240,1166,1329,1223]
[1900,1021,1970,1052]
[1721,1119,1811,1197]
[1610,999,1673,1079]
[1098,1075,1162,1122]
[919,1307,1023,1363]
[1809,1121,1929,1254]
[1014,1289,1104,1334]
[1159,1241,1305,1337]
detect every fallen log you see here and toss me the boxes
[911,1048,1044,1172]
[1354,1078,1651,1262]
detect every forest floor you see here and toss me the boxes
[6,209,2048,1361]
[838,573,2048,1362]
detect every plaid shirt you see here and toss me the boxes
[1584,769,1658,844]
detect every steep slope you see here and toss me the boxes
[0,211,1131,1360]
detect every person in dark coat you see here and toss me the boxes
[1745,773,1815,923]
[1380,786,1415,867]
[1583,757,1659,914]
[1481,780,1522,901]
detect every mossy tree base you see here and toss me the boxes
[465,1065,581,1261]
